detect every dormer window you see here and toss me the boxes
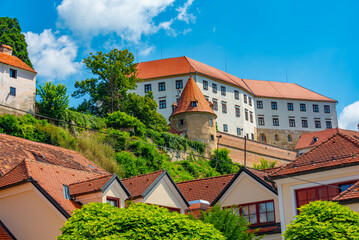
[191,101,198,107]
[313,137,319,143]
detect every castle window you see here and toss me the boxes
[313,104,319,112]
[273,118,279,126]
[245,109,249,121]
[244,94,248,103]
[191,101,198,107]
[209,119,214,126]
[237,128,241,135]
[9,87,16,96]
[275,134,279,141]
[10,69,17,78]
[287,103,294,111]
[288,135,292,142]
[289,119,295,127]
[300,103,306,112]
[326,121,332,129]
[179,119,184,126]
[257,101,263,109]
[212,83,217,93]
[260,134,266,142]
[324,105,330,113]
[144,84,152,93]
[249,111,253,123]
[222,102,227,113]
[203,80,208,90]
[302,119,308,128]
[221,86,226,96]
[211,135,214,141]
[258,117,265,126]
[212,99,218,111]
[249,97,252,106]
[315,120,321,128]
[176,80,183,89]
[235,106,240,117]
[234,90,239,100]
[223,124,228,132]
[159,100,166,109]
[271,102,278,110]
[158,82,166,91]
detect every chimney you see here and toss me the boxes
[0,44,13,55]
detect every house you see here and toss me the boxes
[134,56,338,149]
[177,167,282,240]
[0,44,36,115]
[295,128,359,155]
[122,170,189,213]
[270,132,359,236]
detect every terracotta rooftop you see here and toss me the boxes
[295,128,359,150]
[68,174,113,197]
[248,223,281,235]
[176,174,235,203]
[0,52,36,73]
[121,170,164,198]
[333,181,359,202]
[170,76,216,117]
[136,56,336,102]
[0,220,16,240]
[0,159,107,216]
[0,133,107,175]
[271,133,359,179]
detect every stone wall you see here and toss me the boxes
[217,132,297,167]
[255,128,311,150]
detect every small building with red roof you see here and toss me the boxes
[0,44,37,115]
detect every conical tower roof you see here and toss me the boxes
[170,76,216,118]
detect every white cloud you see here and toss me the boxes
[24,29,81,80]
[339,101,359,130]
[139,46,155,57]
[183,28,192,35]
[57,0,176,43]
[176,0,195,23]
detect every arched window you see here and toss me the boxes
[260,133,266,142]
[275,134,279,141]
[288,135,292,142]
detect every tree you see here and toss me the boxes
[58,202,225,240]
[200,205,257,240]
[106,111,146,137]
[72,49,139,116]
[37,82,69,119]
[121,92,169,132]
[252,158,277,170]
[210,148,238,175]
[284,201,359,239]
[0,17,33,68]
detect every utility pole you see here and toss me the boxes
[215,135,222,169]
[244,135,247,167]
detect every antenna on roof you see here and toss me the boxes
[160,45,163,59]
[286,69,288,83]
[225,58,227,72]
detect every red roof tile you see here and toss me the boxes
[177,174,235,203]
[170,76,216,117]
[136,56,336,102]
[0,133,107,175]
[248,224,281,235]
[271,133,359,178]
[122,170,164,198]
[295,128,359,150]
[68,175,113,197]
[0,52,36,73]
[0,160,30,189]
[0,220,16,240]
[333,181,359,202]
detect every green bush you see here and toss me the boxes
[106,111,146,137]
[60,109,106,129]
[284,201,359,239]
[252,158,277,170]
[210,148,238,175]
[58,203,225,240]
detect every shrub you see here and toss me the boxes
[253,158,277,170]
[60,109,106,129]
[37,82,69,119]
[106,111,146,137]
[58,203,225,239]
[210,148,238,175]
[284,201,359,239]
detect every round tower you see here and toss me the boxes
[169,76,217,155]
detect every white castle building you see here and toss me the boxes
[134,56,338,149]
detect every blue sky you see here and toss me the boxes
[1,0,359,130]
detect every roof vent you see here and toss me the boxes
[313,137,319,143]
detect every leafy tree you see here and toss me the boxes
[252,158,277,170]
[106,111,146,137]
[284,201,359,239]
[0,17,33,67]
[58,202,225,239]
[210,148,238,175]
[37,82,69,119]
[72,49,139,115]
[200,205,257,240]
[122,92,169,132]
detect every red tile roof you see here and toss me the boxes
[136,56,336,102]
[122,170,164,198]
[68,175,113,197]
[0,52,36,73]
[170,77,216,117]
[271,133,359,179]
[248,224,281,235]
[0,220,16,240]
[295,128,359,150]
[177,174,235,203]
[0,133,107,175]
[333,181,359,202]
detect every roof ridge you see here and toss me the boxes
[293,83,337,102]
[68,174,113,186]
[337,132,359,146]
[121,170,165,181]
[0,159,30,180]
[176,173,235,185]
